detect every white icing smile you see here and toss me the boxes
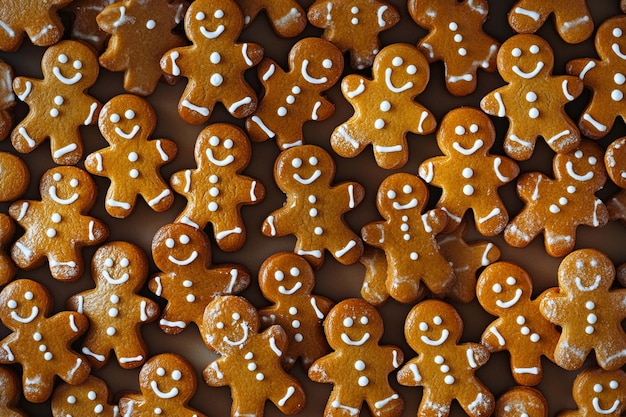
[206,149,234,166]
[150,381,179,399]
[566,161,594,181]
[341,332,370,346]
[512,62,544,79]
[11,306,39,324]
[420,329,449,346]
[49,187,79,205]
[293,170,321,185]
[392,199,418,210]
[301,60,328,84]
[575,275,601,291]
[593,397,620,414]
[53,67,82,85]
[103,270,130,285]
[385,68,413,93]
[168,251,198,266]
[279,282,302,295]
[223,323,249,346]
[495,288,522,308]
[612,43,626,60]
[453,140,483,155]
[200,24,225,39]
[115,125,140,139]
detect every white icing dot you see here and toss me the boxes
[559,197,568,205]
[588,156,597,165]
[343,317,354,327]
[309,208,318,217]
[154,408,162,415]
[392,57,403,67]
[526,92,537,102]
[172,370,182,381]
[314,227,323,235]
[463,184,474,195]
[256,373,265,381]
[53,172,62,181]
[210,73,223,87]
[7,300,16,309]
[292,86,301,94]
[208,202,218,212]
[295,333,303,342]
[44,352,53,361]
[610,380,619,389]
[358,376,369,387]
[567,186,576,193]
[248,363,257,371]
[549,204,560,213]
[128,152,138,162]
[186,294,196,303]
[458,48,467,56]
[24,291,33,300]
[54,96,64,105]
[291,157,302,168]
[209,175,218,183]
[351,6,359,13]
[309,156,318,166]
[403,233,411,241]
[125,110,135,120]
[210,52,221,64]
[195,12,205,20]
[380,101,391,112]
[387,190,397,199]
[165,238,175,248]
[612,89,623,102]
[454,34,463,43]
[50,108,59,117]
[351,17,358,24]
[214,9,224,18]
[216,322,224,329]
[433,316,442,325]
[289,307,298,315]
[209,187,220,197]
[455,125,465,135]
[290,267,300,276]
[401,223,409,232]
[146,19,156,29]
[322,59,333,69]
[245,352,253,360]
[46,228,56,238]
[308,195,317,204]
[292,320,300,328]
[506,276,516,285]
[516,316,526,325]
[232,313,240,320]
[402,215,408,222]
[512,48,522,57]
[529,45,540,54]
[410,252,418,260]
[274,271,284,282]
[594,383,603,393]
[51,213,62,223]
[360,316,368,325]
[129,169,139,178]
[94,404,104,413]
[462,167,473,178]
[67,396,76,404]
[39,344,47,352]
[530,333,540,342]
[88,391,97,400]
[33,332,42,341]
[109,308,119,318]
[58,54,68,63]
[521,326,530,335]
[70,178,79,187]
[277,106,287,117]
[615,73,625,85]
[585,326,595,334]
[110,294,120,303]
[529,108,540,119]
[419,322,428,331]
[449,22,458,31]
[402,185,412,194]
[585,301,595,309]
[614,28,623,38]
[587,313,597,324]
[492,283,502,293]
[107,327,116,336]
[434,355,444,364]
[355,360,365,370]
[440,365,450,372]
[469,124,478,133]
[286,95,295,104]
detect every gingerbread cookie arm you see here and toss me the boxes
[480,86,510,120]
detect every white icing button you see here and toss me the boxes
[146,19,156,29]
[107,327,116,336]
[314,227,323,235]
[110,295,120,303]
[462,167,473,178]
[355,360,366,370]
[289,307,298,315]
[434,355,444,364]
[46,228,56,238]
[183,280,193,288]
[403,233,411,241]
[454,34,463,42]
[526,91,537,102]
[108,308,119,318]
[585,301,595,309]
[410,252,418,260]
[256,373,265,381]
[612,89,624,102]
[449,22,458,31]
[209,187,220,197]
[440,365,450,372]
[530,333,540,342]
[210,74,223,87]
[400,223,409,232]
[549,204,560,213]
[615,73,626,85]
[277,107,287,117]
[292,320,301,329]
[309,208,318,217]
[67,396,76,404]
[286,95,295,104]
[33,332,42,341]
[444,375,455,384]
[54,95,64,105]
[129,169,139,178]
[374,119,385,129]
[209,175,218,183]
[529,108,540,119]
[50,109,59,117]
[51,213,62,223]
[210,52,221,64]
[380,101,391,112]
[292,86,301,94]
[44,352,53,361]
[358,376,369,387]
[128,152,138,162]
[458,48,467,56]
[567,185,576,194]
[186,294,196,303]
[208,202,218,212]
[295,333,303,342]
[587,313,597,324]
[463,184,474,195]
[585,326,594,334]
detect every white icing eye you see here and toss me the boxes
[588,156,597,165]
[67,395,76,404]
[53,172,63,181]
[290,267,300,277]
[343,317,354,327]
[88,391,97,400]
[104,258,114,267]
[591,259,598,267]
[157,367,166,377]
[575,150,583,159]
[469,124,479,133]
[274,270,284,281]
[529,45,540,54]
[403,185,413,194]
[406,64,417,75]
[322,59,333,69]
[125,110,135,120]
[172,370,182,381]
[610,380,619,389]
[146,19,156,30]
[120,257,130,267]
[433,316,442,325]
[110,113,121,123]
[73,60,83,70]
[576,260,584,269]
[7,300,17,309]
[214,9,224,18]
[419,322,428,331]
[216,321,224,329]
[455,125,466,135]
[506,276,517,285]
[511,48,522,57]
[291,158,302,168]
[58,54,68,64]
[309,156,318,166]
[360,316,368,325]
[223,139,234,149]
[179,234,190,244]
[392,57,403,67]
[594,383,603,393]
[70,178,79,187]
[232,313,240,321]
[614,28,623,38]
[492,283,503,293]
[165,238,175,248]
[195,12,205,20]
[387,190,397,199]
[209,136,220,147]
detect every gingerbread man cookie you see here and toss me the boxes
[0,59,14,141]
[307,0,400,69]
[98,0,188,96]
[202,295,306,417]
[0,151,29,203]
[481,34,582,161]
[309,298,404,417]
[559,367,626,417]
[52,375,119,417]
[62,0,115,51]
[85,94,178,218]
[0,366,26,417]
[397,299,494,417]
[438,221,501,303]
[361,173,453,303]
[170,123,265,252]
[567,15,626,140]
[246,37,343,150]
[258,252,334,370]
[408,0,499,96]
[504,140,608,258]
[67,241,160,369]
[160,0,263,124]
[238,0,306,37]
[508,0,593,44]
[604,136,626,224]
[119,353,207,417]
[0,214,16,287]
[262,144,364,269]
[495,387,548,417]
[0,279,90,403]
[476,261,560,386]
[0,0,72,51]
[331,43,437,169]
[11,40,102,165]
[419,107,519,236]
[9,166,109,282]
[540,248,626,370]
[148,222,250,334]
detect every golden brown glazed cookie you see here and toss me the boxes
[160,0,263,124]
[331,43,437,169]
[0,152,29,203]
[246,37,343,150]
[238,0,306,37]
[0,214,15,287]
[408,0,499,96]
[67,241,160,369]
[309,298,404,417]
[495,387,547,417]
[0,279,90,403]
[202,295,306,417]
[539,248,626,371]
[397,299,494,417]
[0,59,14,141]
[149,222,250,334]
[481,34,582,161]
[262,144,364,269]
[476,261,559,386]
[419,107,519,236]
[170,123,265,252]
[0,0,73,51]
[508,0,593,44]
[118,353,207,417]
[567,15,626,140]
[97,0,188,95]
[9,166,109,282]
[51,375,119,417]
[604,136,626,223]
[11,40,102,165]
[307,0,400,69]
[62,0,115,51]
[559,367,626,417]
[85,94,178,218]
[0,366,26,417]
[258,252,334,370]
[504,140,608,258]
[361,172,454,303]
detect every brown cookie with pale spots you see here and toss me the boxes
[559,367,626,417]
[52,375,119,417]
[0,366,26,417]
[495,387,547,417]
[63,0,115,51]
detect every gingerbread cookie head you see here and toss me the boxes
[274,144,334,190]
[0,59,14,140]
[495,387,547,417]
[569,367,626,416]
[51,375,119,417]
[185,0,243,46]
[92,240,149,292]
[40,40,100,90]
[436,107,495,156]
[557,247,614,295]
[376,170,429,221]
[476,262,534,317]
[98,93,157,144]
[404,299,464,352]
[258,252,315,303]
[41,166,97,212]
[374,42,431,98]
[323,298,384,352]
[497,34,554,84]
[591,15,626,62]
[289,37,344,92]
[554,140,607,197]
[152,222,211,274]
[198,122,251,172]
[605,136,626,190]
[203,295,260,355]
